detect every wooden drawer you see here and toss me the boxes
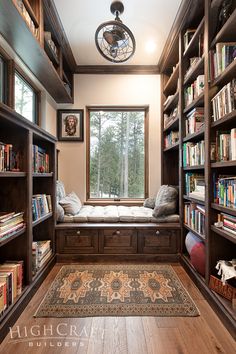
[99,228,137,254]
[138,229,180,254]
[56,229,99,254]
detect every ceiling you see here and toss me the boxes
[54,0,182,66]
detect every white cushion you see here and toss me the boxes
[59,191,82,215]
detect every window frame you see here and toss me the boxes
[86,106,149,205]
[14,66,40,125]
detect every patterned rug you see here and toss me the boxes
[35,264,199,317]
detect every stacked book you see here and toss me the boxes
[0,261,23,314]
[218,213,236,236]
[14,0,39,39]
[32,145,50,173]
[185,173,205,200]
[0,142,20,172]
[212,80,236,122]
[215,129,236,161]
[184,75,204,107]
[32,240,52,275]
[0,212,24,240]
[185,107,204,135]
[183,140,205,167]
[32,194,52,221]
[164,131,179,149]
[209,43,236,80]
[213,175,236,208]
[184,203,205,237]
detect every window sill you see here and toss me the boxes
[84,199,145,206]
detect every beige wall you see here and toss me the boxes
[58,74,161,202]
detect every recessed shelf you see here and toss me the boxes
[183,195,205,205]
[163,141,179,152]
[0,226,26,248]
[163,63,179,95]
[211,225,236,244]
[163,91,179,113]
[183,18,204,58]
[211,7,236,47]
[184,56,204,86]
[183,92,204,114]
[44,40,59,66]
[183,128,204,142]
[211,160,236,168]
[183,165,205,171]
[211,59,236,88]
[211,110,236,128]
[22,0,39,28]
[32,212,53,227]
[0,172,26,177]
[163,116,179,133]
[32,253,55,282]
[33,172,53,177]
[184,224,205,241]
[211,203,236,217]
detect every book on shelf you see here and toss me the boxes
[184,202,205,237]
[185,172,205,200]
[32,144,50,173]
[211,80,236,121]
[209,43,236,80]
[185,107,204,135]
[184,75,204,107]
[213,174,236,207]
[164,131,179,149]
[32,194,52,221]
[32,240,52,275]
[183,140,205,167]
[0,212,24,239]
[0,142,20,172]
[215,128,236,161]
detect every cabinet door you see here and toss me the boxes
[99,229,137,254]
[138,229,179,254]
[57,229,99,254]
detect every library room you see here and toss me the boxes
[0,0,235,353]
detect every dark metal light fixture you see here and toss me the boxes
[95,1,136,63]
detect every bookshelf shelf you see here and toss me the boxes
[211,160,236,168]
[183,165,205,171]
[0,172,27,177]
[184,224,205,241]
[163,116,179,132]
[0,226,26,248]
[183,18,204,58]
[163,63,179,95]
[163,141,179,152]
[211,225,236,244]
[211,290,236,322]
[183,92,204,114]
[32,253,56,282]
[181,254,206,283]
[211,8,236,47]
[32,212,53,227]
[183,195,205,205]
[22,0,39,27]
[44,39,60,67]
[33,173,53,177]
[184,56,204,86]
[211,110,236,128]
[211,203,236,217]
[163,91,179,113]
[183,128,204,142]
[211,59,236,88]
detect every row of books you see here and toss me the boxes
[184,75,205,108]
[0,212,24,240]
[185,107,204,136]
[218,213,236,236]
[185,173,205,201]
[15,0,39,39]
[164,131,179,149]
[32,145,50,173]
[0,261,23,315]
[32,240,52,275]
[213,175,236,208]
[0,143,20,172]
[212,80,236,122]
[163,107,178,129]
[183,140,205,167]
[214,129,236,162]
[184,203,205,237]
[32,194,52,222]
[209,43,236,81]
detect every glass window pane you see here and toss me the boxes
[89,110,145,199]
[0,57,4,103]
[14,72,35,122]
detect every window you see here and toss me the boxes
[87,107,148,200]
[0,56,5,103]
[14,72,37,123]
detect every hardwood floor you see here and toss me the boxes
[0,263,235,354]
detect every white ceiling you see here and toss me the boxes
[54,0,182,66]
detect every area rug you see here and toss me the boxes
[34,264,199,317]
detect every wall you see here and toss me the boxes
[58,74,161,202]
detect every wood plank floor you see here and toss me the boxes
[0,263,235,354]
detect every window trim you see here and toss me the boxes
[86,105,149,204]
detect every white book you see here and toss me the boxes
[231,128,236,161]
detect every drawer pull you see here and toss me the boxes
[77,230,81,235]
[156,230,160,235]
[116,230,120,235]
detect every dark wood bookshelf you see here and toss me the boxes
[183,128,204,142]
[211,203,236,217]
[183,195,205,205]
[163,116,179,132]
[184,224,205,242]
[163,91,179,113]
[0,172,27,177]
[211,225,236,244]
[211,110,236,128]
[184,56,204,86]
[32,212,53,227]
[183,92,204,114]
[211,59,236,88]
[163,63,179,95]
[33,172,53,177]
[163,141,179,152]
[0,226,26,248]
[183,165,205,171]
[183,17,204,58]
[211,7,236,47]
[211,160,236,168]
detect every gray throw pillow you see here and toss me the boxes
[59,191,82,215]
[143,197,155,209]
[56,203,64,222]
[153,185,178,217]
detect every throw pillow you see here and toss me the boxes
[153,185,178,217]
[59,191,82,215]
[56,203,64,222]
[143,197,155,209]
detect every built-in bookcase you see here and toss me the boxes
[0,103,56,341]
[160,0,236,339]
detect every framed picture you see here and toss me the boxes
[57,109,84,141]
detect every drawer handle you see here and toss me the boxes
[116,230,120,235]
[156,230,160,235]
[77,230,81,235]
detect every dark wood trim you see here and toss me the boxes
[211,225,236,244]
[183,128,205,142]
[76,65,159,75]
[183,194,205,205]
[7,60,15,109]
[144,107,149,199]
[183,223,205,241]
[163,141,179,152]
[211,203,236,217]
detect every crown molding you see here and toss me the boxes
[75,65,160,75]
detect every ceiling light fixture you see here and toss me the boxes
[95,1,136,63]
